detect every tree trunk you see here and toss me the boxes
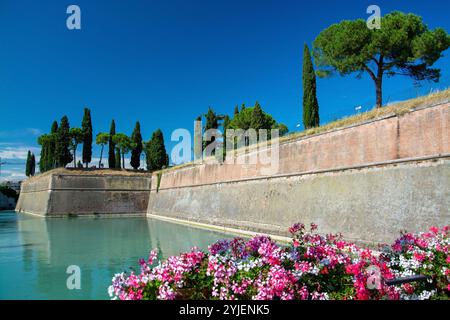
[375,56,384,108]
[99,145,104,168]
[122,152,125,169]
[375,76,383,108]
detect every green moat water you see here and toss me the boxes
[0,211,232,300]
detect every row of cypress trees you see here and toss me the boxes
[33,47,318,175]
[105,120,168,171]
[38,109,93,173]
[37,112,168,174]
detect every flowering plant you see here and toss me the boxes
[109,223,449,300]
[379,226,450,300]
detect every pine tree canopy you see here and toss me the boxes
[313,11,450,107]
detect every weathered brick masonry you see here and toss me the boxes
[148,103,450,245]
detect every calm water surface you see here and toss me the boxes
[0,211,233,300]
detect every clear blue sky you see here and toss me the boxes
[1,0,449,181]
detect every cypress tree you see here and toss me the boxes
[25,150,31,177]
[81,108,93,168]
[38,135,48,173]
[55,116,73,167]
[222,115,230,161]
[234,105,239,116]
[144,129,169,171]
[251,101,265,130]
[30,153,36,176]
[108,120,116,169]
[203,107,219,153]
[302,44,320,129]
[115,147,121,169]
[130,122,143,170]
[47,121,58,170]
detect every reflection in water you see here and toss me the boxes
[0,212,232,299]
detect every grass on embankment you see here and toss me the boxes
[26,167,150,182]
[282,88,450,143]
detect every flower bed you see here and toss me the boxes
[108,223,450,300]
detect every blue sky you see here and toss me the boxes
[0,0,449,181]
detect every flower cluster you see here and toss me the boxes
[380,226,450,300]
[109,224,449,300]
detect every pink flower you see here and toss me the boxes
[413,252,426,262]
[430,226,439,234]
[293,240,300,248]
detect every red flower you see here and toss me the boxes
[403,283,415,295]
[413,252,425,262]
[430,226,439,234]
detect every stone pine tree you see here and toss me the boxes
[25,150,32,177]
[81,108,93,168]
[313,11,450,108]
[96,133,110,168]
[144,129,169,172]
[30,153,35,176]
[112,134,135,169]
[130,122,143,170]
[108,120,116,169]
[302,44,320,129]
[55,116,73,167]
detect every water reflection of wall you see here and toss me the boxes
[14,215,232,299]
[146,218,233,258]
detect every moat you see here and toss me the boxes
[0,211,232,299]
